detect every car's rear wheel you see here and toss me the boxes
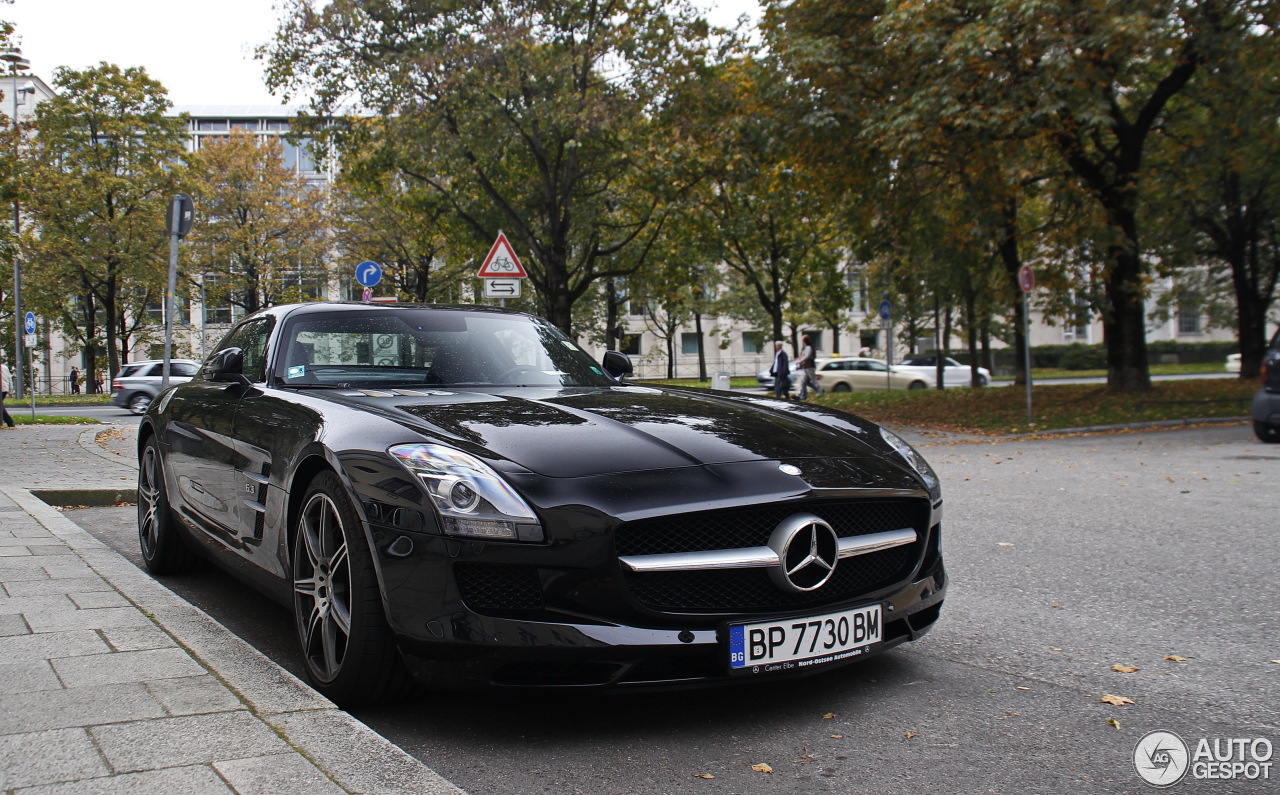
[1254,420,1280,443]
[128,393,152,415]
[908,380,927,390]
[137,438,201,575]
[291,470,415,707]
[832,382,851,393]
[978,374,990,387]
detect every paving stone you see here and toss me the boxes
[2,577,112,597]
[0,727,108,789]
[0,629,110,663]
[0,613,30,636]
[11,764,234,795]
[68,590,130,609]
[146,675,245,716]
[27,546,76,556]
[39,561,98,580]
[0,681,168,733]
[52,647,206,688]
[0,546,32,557]
[23,605,152,633]
[91,712,289,773]
[0,659,62,694]
[100,624,176,652]
[214,752,348,795]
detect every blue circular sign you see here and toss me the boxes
[355,261,382,288]
[24,311,36,334]
[878,299,891,321]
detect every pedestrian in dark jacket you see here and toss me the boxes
[770,341,791,400]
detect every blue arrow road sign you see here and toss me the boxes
[24,312,36,335]
[878,299,891,321]
[356,261,383,288]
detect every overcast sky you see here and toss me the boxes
[6,0,760,107]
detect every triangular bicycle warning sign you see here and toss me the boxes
[477,231,528,278]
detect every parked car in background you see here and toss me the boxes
[111,359,201,415]
[756,362,792,389]
[1226,353,1241,373]
[893,355,991,388]
[1251,331,1280,442]
[814,357,930,392]
[136,302,945,705]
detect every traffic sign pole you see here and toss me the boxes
[1019,266,1034,426]
[22,312,36,419]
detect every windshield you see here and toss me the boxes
[275,308,616,389]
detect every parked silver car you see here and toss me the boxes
[111,359,201,414]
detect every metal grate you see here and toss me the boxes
[615,499,928,557]
[455,564,544,611]
[624,542,917,612]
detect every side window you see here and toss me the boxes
[172,362,200,377]
[219,318,276,383]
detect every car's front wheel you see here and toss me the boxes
[832,382,851,393]
[1254,420,1280,443]
[137,437,201,575]
[291,470,415,707]
[128,393,152,415]
[908,380,927,390]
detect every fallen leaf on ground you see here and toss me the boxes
[830,734,844,739]
[904,731,918,739]
[1015,686,1031,691]
[1107,718,1121,729]
[1111,664,1139,673]
[692,773,715,779]
[1270,660,1280,665]
[1164,655,1187,662]
[1100,694,1135,706]
[997,542,1014,546]
[751,763,773,774]
[822,712,836,720]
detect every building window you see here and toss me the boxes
[197,119,228,131]
[619,334,641,355]
[1178,307,1201,335]
[802,330,822,352]
[859,330,878,352]
[742,331,765,354]
[681,333,701,355]
[230,119,257,130]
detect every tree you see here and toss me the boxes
[1147,23,1280,380]
[265,0,720,334]
[21,63,187,386]
[331,171,472,304]
[184,130,330,316]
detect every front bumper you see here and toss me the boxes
[390,562,945,690]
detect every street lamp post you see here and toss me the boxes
[2,48,31,401]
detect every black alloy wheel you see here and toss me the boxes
[908,380,927,390]
[1254,420,1280,443]
[291,470,415,706]
[137,438,200,574]
[832,382,851,393]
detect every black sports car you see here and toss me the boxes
[137,302,945,706]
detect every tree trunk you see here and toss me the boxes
[694,312,706,381]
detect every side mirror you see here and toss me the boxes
[205,347,250,385]
[602,350,633,381]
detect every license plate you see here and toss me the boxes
[727,604,882,674]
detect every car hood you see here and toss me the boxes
[321,385,894,479]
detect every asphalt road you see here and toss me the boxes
[68,422,1279,794]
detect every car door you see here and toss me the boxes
[163,366,247,542]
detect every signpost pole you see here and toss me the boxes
[162,195,194,391]
[1019,266,1035,426]
[24,312,35,420]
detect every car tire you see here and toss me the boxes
[137,437,202,575]
[1254,420,1280,444]
[978,374,990,387]
[832,382,851,393]
[908,380,927,390]
[292,470,416,707]
[128,393,152,415]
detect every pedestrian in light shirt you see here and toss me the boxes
[1,360,15,429]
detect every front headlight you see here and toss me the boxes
[879,427,941,499]
[389,443,545,542]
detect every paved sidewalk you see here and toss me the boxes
[0,423,464,794]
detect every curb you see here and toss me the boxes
[6,487,466,794]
